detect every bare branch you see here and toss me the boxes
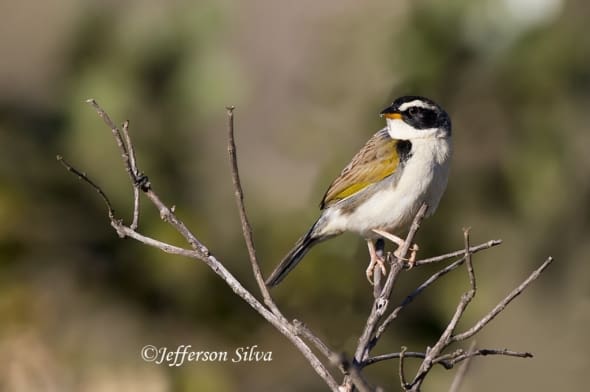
[60,100,340,392]
[451,256,555,343]
[226,106,282,316]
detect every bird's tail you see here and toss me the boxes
[265,226,321,287]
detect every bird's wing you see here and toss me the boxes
[320,128,406,209]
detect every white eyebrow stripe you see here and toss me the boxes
[399,100,436,112]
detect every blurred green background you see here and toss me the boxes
[1,0,589,391]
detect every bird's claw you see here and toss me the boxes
[366,255,387,285]
[394,243,419,268]
[372,228,420,268]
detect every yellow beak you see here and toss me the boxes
[382,113,402,120]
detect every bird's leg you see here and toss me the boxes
[366,239,387,284]
[372,229,419,268]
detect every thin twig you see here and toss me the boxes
[226,106,282,316]
[364,351,428,367]
[380,204,428,299]
[121,120,138,173]
[464,228,476,296]
[399,346,409,391]
[451,256,554,343]
[413,239,502,267]
[56,155,115,219]
[85,99,134,182]
[122,120,141,230]
[448,340,476,392]
[436,347,532,368]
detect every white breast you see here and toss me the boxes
[321,136,451,238]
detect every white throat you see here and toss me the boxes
[386,119,444,140]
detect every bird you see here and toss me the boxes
[265,96,452,287]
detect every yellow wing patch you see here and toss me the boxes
[320,130,400,209]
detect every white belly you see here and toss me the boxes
[319,137,451,238]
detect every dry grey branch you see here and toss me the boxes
[61,100,340,392]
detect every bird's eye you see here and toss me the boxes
[408,107,419,116]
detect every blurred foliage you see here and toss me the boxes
[0,0,589,391]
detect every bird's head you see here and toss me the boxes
[380,96,451,140]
